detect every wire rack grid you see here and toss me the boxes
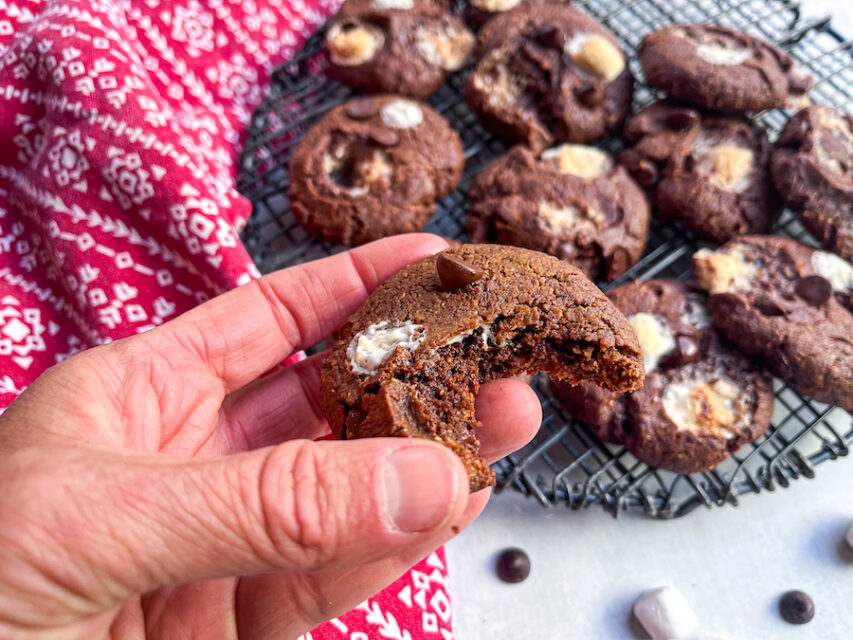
[237,0,853,518]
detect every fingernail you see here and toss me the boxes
[382,446,460,532]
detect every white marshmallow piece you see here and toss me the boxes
[347,321,425,374]
[380,100,424,129]
[633,586,699,640]
[811,251,853,292]
[846,523,853,551]
[373,0,414,8]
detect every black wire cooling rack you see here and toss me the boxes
[237,0,853,518]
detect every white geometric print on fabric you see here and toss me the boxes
[0,0,454,638]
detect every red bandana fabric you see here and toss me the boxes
[0,0,454,637]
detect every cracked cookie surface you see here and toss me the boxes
[326,0,474,99]
[464,3,633,149]
[321,244,645,490]
[288,96,464,246]
[692,235,853,411]
[639,24,812,112]
[553,279,773,474]
[771,105,853,259]
[467,144,649,282]
[619,101,780,242]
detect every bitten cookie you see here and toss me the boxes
[692,236,853,411]
[465,3,633,150]
[771,105,853,259]
[619,101,781,242]
[321,244,645,491]
[326,0,474,100]
[639,24,811,112]
[288,96,464,246]
[553,280,773,474]
[467,144,649,281]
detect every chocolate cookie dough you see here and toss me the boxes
[553,279,773,474]
[771,105,853,259]
[467,143,649,281]
[465,3,633,150]
[321,244,645,490]
[619,101,780,242]
[639,24,812,112]
[692,236,853,411]
[326,0,474,100]
[289,96,464,245]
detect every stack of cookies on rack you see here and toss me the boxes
[284,0,852,485]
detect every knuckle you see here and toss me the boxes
[257,441,343,570]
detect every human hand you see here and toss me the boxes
[0,234,542,639]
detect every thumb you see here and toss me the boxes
[4,439,469,615]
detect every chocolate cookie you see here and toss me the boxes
[771,105,853,259]
[619,101,781,242]
[321,244,645,490]
[639,24,812,112]
[326,0,474,100]
[465,4,633,150]
[553,280,773,474]
[692,236,853,411]
[467,143,649,281]
[288,96,464,245]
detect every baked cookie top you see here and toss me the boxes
[553,279,773,474]
[619,101,780,242]
[464,3,633,149]
[639,24,812,111]
[288,96,464,246]
[326,0,474,99]
[321,244,645,491]
[771,105,853,259]
[467,143,649,282]
[692,235,853,412]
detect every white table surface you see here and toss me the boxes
[447,4,853,637]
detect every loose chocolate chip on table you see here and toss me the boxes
[495,547,530,583]
[779,590,815,624]
[794,275,833,306]
[345,98,378,120]
[369,127,399,147]
[437,252,485,291]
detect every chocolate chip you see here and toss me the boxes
[575,83,604,107]
[795,275,832,306]
[779,590,814,624]
[661,334,700,368]
[496,548,530,583]
[345,98,378,120]
[683,155,696,172]
[532,25,562,49]
[601,201,623,225]
[369,127,399,147]
[753,295,785,316]
[437,252,485,291]
[664,110,698,132]
[633,159,659,187]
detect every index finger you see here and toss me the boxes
[138,233,448,392]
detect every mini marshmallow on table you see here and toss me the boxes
[633,585,700,640]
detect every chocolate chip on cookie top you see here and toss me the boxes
[619,101,780,242]
[771,105,853,259]
[467,143,649,282]
[464,4,633,149]
[639,24,812,112]
[553,279,773,474]
[288,96,464,246]
[326,0,474,100]
[321,244,645,491]
[692,236,853,411]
